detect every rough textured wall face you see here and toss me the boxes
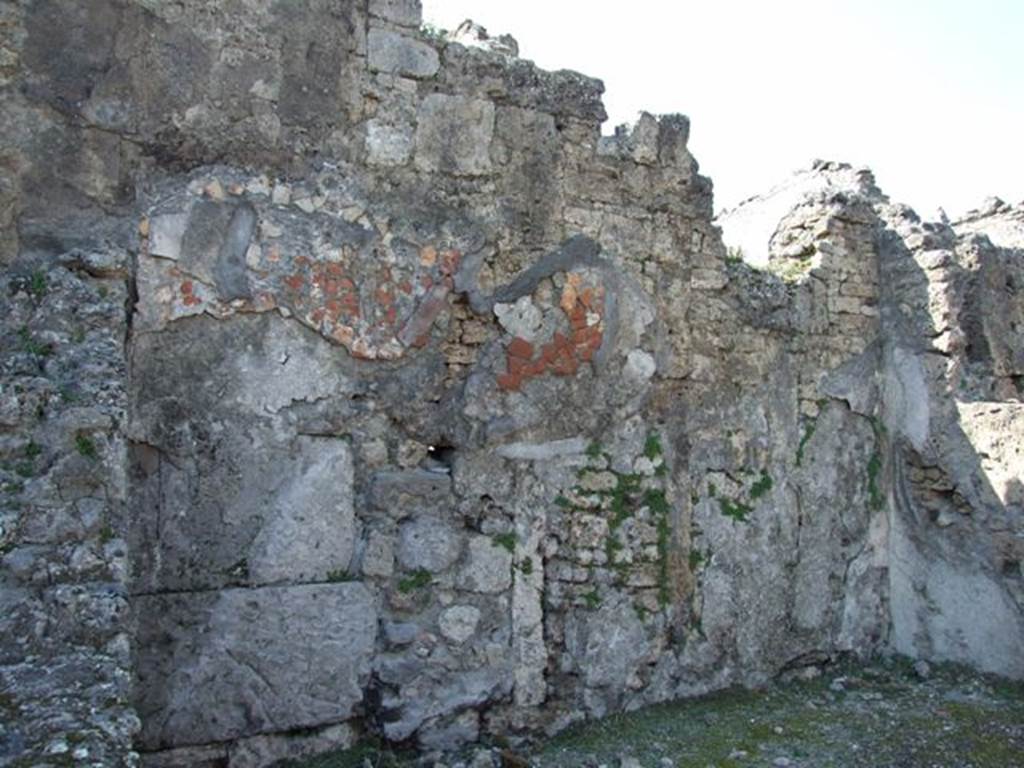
[721,165,1024,681]
[1,2,1022,767]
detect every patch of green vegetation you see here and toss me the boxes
[633,603,649,622]
[29,270,47,298]
[97,285,109,299]
[13,462,34,478]
[585,441,602,460]
[749,469,773,500]
[719,498,752,523]
[604,534,627,581]
[491,532,516,553]
[688,550,705,570]
[643,488,669,516]
[609,473,642,528]
[326,569,355,583]
[554,495,572,509]
[643,432,663,460]
[725,246,745,265]
[519,557,534,576]
[867,451,884,510]
[708,482,717,498]
[72,327,86,344]
[795,419,816,466]
[18,326,51,357]
[582,589,601,609]
[75,433,98,460]
[59,386,77,403]
[98,524,115,545]
[24,441,41,460]
[397,568,431,593]
[536,685,784,767]
[3,479,25,495]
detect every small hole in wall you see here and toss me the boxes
[423,443,455,473]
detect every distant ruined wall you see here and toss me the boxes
[1,2,1021,767]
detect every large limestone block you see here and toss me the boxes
[247,436,357,584]
[135,583,377,749]
[368,29,438,78]
[414,94,495,176]
[131,433,356,592]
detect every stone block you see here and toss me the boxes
[368,29,438,78]
[415,94,495,176]
[460,535,512,593]
[131,432,356,593]
[439,605,481,644]
[398,516,463,573]
[369,0,422,27]
[247,437,357,585]
[135,583,377,749]
[365,119,414,166]
[362,529,395,578]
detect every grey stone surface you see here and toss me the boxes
[439,605,482,643]
[369,0,422,27]
[398,516,463,573]
[366,119,414,166]
[228,723,356,768]
[381,667,511,742]
[415,93,495,176]
[3,2,1022,765]
[368,28,439,78]
[135,583,376,749]
[460,535,513,593]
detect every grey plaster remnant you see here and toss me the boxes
[179,200,256,300]
[488,235,602,309]
[148,212,189,260]
[495,437,589,461]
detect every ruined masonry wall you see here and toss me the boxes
[1,2,1022,767]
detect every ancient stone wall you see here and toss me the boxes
[1,2,1021,767]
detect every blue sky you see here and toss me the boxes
[424,0,1023,217]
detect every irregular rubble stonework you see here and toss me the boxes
[0,2,1021,766]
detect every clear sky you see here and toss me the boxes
[424,0,1024,218]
